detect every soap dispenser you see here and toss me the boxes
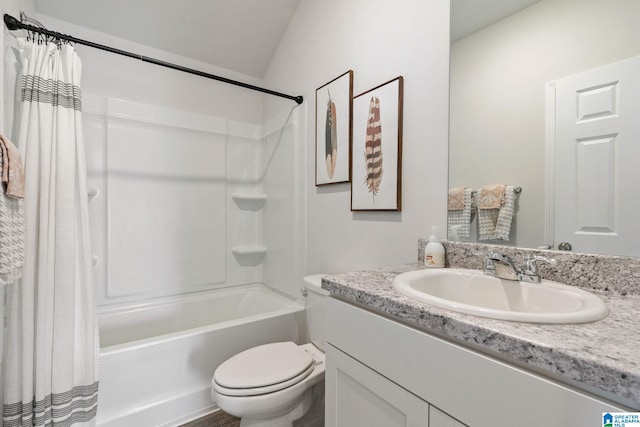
[424,226,445,268]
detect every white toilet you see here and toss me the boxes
[211,275,329,427]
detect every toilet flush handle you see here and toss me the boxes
[300,288,308,297]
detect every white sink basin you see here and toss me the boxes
[393,269,608,324]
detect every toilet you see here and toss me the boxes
[211,275,329,427]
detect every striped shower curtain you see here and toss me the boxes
[3,39,99,426]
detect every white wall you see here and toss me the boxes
[3,1,452,300]
[263,0,451,276]
[450,0,640,248]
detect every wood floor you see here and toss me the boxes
[179,410,240,427]
[179,382,324,427]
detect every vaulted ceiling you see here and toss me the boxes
[34,0,301,78]
[33,0,541,77]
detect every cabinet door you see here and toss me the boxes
[325,344,430,427]
[430,406,467,427]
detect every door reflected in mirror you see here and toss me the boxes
[449,0,640,256]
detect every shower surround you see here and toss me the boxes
[2,11,307,427]
[81,92,304,426]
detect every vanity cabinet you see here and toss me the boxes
[325,298,626,427]
[429,407,467,427]
[326,345,431,426]
[327,344,465,427]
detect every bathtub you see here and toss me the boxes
[96,284,305,427]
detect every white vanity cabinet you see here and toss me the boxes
[327,344,465,427]
[326,345,431,426]
[429,407,467,427]
[325,298,626,427]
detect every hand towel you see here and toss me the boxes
[478,185,516,241]
[448,187,465,210]
[0,134,25,198]
[447,187,472,241]
[478,184,505,209]
[0,143,25,285]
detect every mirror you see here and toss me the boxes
[449,0,640,256]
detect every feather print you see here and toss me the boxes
[325,90,337,179]
[364,96,383,198]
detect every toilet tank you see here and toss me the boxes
[303,275,330,352]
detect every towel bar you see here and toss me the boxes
[471,186,521,195]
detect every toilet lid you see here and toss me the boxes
[213,363,314,397]
[214,342,313,390]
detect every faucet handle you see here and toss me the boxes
[471,250,488,257]
[487,252,515,264]
[522,255,558,275]
[470,251,494,271]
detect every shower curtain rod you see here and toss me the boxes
[3,13,304,105]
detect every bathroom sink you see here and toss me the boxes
[392,269,608,324]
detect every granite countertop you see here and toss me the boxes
[321,263,640,409]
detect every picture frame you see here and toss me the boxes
[351,76,404,211]
[315,70,353,186]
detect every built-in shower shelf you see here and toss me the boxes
[231,193,267,210]
[231,245,267,256]
[232,193,267,202]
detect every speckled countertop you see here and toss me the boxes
[322,262,640,409]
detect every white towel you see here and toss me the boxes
[0,147,25,285]
[478,185,516,241]
[447,187,472,241]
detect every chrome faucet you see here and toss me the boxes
[485,252,520,281]
[484,252,557,283]
[520,255,558,283]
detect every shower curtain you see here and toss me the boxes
[3,39,99,426]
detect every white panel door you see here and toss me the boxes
[325,345,430,427]
[553,55,640,255]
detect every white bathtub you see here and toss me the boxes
[96,284,304,427]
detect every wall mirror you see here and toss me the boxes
[449,0,640,257]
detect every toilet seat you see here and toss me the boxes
[214,363,314,397]
[213,342,315,397]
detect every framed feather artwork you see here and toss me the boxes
[351,76,404,211]
[315,70,353,186]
